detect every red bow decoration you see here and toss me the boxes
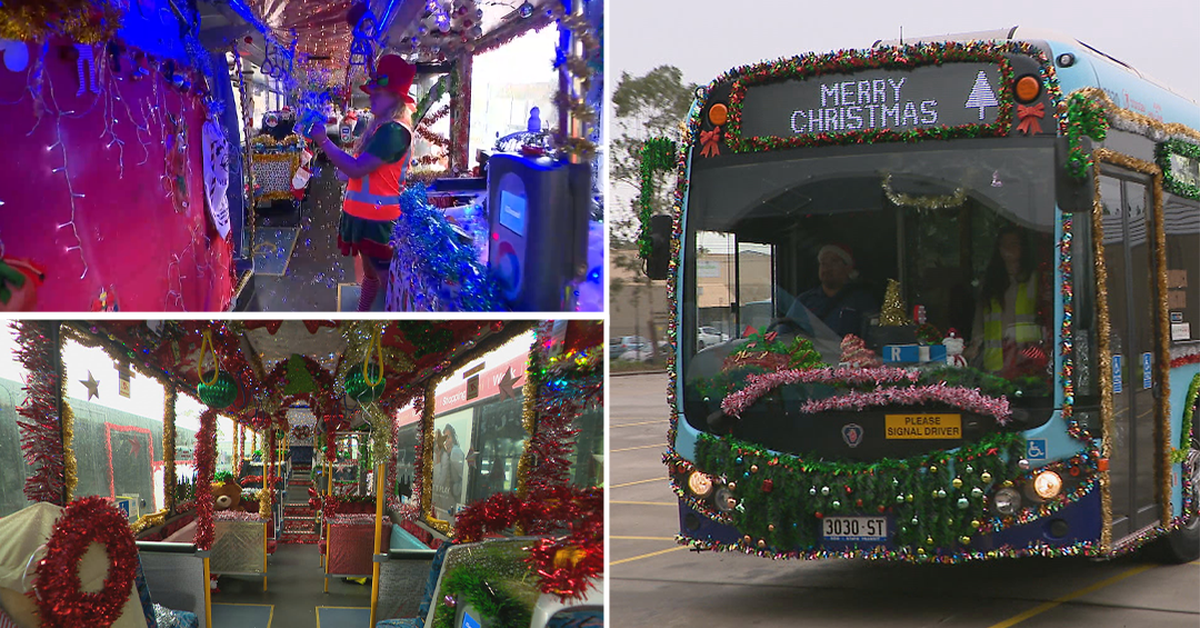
[303,320,338,334]
[700,127,721,158]
[243,321,283,334]
[1016,102,1044,135]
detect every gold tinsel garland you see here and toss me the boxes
[515,333,541,501]
[57,325,78,501]
[131,509,169,535]
[420,378,450,536]
[1091,155,1115,554]
[882,174,967,209]
[0,0,125,45]
[1074,87,1200,144]
[259,428,274,519]
[164,382,177,515]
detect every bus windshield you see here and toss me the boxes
[681,140,1059,434]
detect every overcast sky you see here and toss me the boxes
[608,0,1200,104]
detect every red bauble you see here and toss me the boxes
[34,497,139,628]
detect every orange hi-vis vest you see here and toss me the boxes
[342,122,412,221]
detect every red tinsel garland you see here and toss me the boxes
[193,408,217,550]
[15,321,66,505]
[453,485,603,600]
[33,496,139,628]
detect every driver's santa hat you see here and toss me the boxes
[818,243,859,279]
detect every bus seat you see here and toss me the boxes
[375,541,453,628]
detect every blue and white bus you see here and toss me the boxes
[646,28,1200,563]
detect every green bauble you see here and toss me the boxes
[345,365,385,403]
[198,371,239,408]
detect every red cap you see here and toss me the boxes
[360,54,416,104]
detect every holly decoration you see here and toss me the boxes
[197,371,239,408]
[344,364,385,403]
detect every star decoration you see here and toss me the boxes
[497,368,521,401]
[81,371,100,400]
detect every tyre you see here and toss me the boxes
[1153,417,1199,564]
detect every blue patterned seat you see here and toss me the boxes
[375,541,453,628]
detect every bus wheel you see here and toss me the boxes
[1154,424,1200,564]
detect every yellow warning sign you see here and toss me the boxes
[884,414,962,439]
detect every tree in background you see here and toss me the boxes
[610,66,696,362]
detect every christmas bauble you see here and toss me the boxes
[198,371,239,408]
[345,364,385,403]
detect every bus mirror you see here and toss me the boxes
[1056,137,1095,213]
[644,214,673,280]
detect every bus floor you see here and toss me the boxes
[211,542,372,628]
[235,164,376,312]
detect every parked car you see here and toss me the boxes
[697,326,730,350]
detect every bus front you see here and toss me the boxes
[665,41,1100,561]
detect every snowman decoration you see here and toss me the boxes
[943,329,967,367]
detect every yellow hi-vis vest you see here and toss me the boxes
[983,277,1040,372]
[342,122,412,221]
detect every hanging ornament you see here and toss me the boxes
[196,331,239,408]
[1,39,29,72]
[73,43,100,96]
[518,1,533,18]
[90,286,119,312]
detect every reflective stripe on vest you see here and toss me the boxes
[983,278,1039,372]
[342,122,412,221]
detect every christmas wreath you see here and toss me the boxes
[34,496,139,628]
[291,424,314,441]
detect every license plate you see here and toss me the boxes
[884,413,962,439]
[821,516,888,542]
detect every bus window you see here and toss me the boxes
[1164,194,1200,342]
[681,142,1059,437]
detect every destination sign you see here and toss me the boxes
[739,63,1005,139]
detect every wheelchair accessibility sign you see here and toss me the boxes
[1026,439,1047,461]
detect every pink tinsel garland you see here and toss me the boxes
[798,385,1012,423]
[721,367,919,418]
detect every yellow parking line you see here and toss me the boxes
[611,546,688,566]
[611,536,677,541]
[987,564,1156,628]
[612,500,676,506]
[611,419,661,428]
[611,477,665,489]
[611,443,665,452]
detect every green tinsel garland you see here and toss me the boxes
[637,137,677,260]
[430,565,533,628]
[1173,374,1200,464]
[1156,139,1200,201]
[695,431,1025,551]
[1065,92,1108,179]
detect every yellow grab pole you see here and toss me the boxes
[202,556,212,628]
[369,461,385,626]
[262,521,268,591]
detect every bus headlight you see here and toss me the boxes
[1032,470,1063,500]
[687,471,715,498]
[992,487,1021,516]
[715,487,737,513]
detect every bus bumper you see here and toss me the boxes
[677,490,1102,559]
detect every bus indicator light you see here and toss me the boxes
[708,103,728,126]
[1014,74,1041,103]
[687,471,714,498]
[1032,470,1063,500]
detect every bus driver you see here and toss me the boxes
[786,244,877,337]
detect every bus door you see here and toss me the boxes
[1098,166,1164,541]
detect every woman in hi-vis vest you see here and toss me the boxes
[309,55,415,311]
[965,226,1049,378]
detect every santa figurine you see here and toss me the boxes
[943,329,967,367]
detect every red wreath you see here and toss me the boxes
[33,496,139,628]
[292,424,314,440]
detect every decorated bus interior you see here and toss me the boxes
[0,320,603,628]
[0,0,603,313]
[683,140,1062,428]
